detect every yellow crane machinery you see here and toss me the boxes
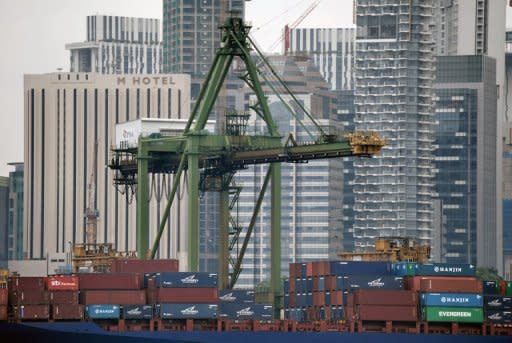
[338,237,431,263]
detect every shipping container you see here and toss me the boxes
[392,262,416,276]
[329,261,392,276]
[122,305,154,320]
[0,288,7,305]
[80,290,146,305]
[8,277,46,291]
[415,263,476,277]
[357,305,417,322]
[345,275,403,290]
[354,289,417,306]
[483,281,499,295]
[0,305,6,321]
[52,304,85,320]
[159,304,217,319]
[507,281,512,296]
[154,272,217,288]
[218,303,273,321]
[312,261,330,276]
[485,310,512,323]
[151,287,218,304]
[13,305,50,320]
[78,273,141,290]
[422,306,483,323]
[86,304,120,319]
[46,275,79,291]
[49,291,79,304]
[405,276,482,293]
[218,290,255,303]
[111,259,178,274]
[300,262,313,277]
[483,296,512,310]
[9,290,49,305]
[421,293,483,308]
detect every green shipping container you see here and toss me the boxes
[507,281,512,296]
[406,263,416,276]
[422,307,483,323]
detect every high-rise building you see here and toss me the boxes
[237,55,340,287]
[162,0,246,114]
[0,176,8,268]
[504,122,512,279]
[7,163,24,260]
[24,72,190,260]
[288,27,358,252]
[433,55,498,268]
[289,28,356,91]
[66,15,162,74]
[353,0,435,249]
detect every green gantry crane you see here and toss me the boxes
[109,13,384,309]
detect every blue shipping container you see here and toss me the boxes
[284,279,289,294]
[157,272,217,288]
[345,275,403,290]
[86,305,120,319]
[483,281,499,295]
[485,310,512,323]
[218,303,273,321]
[122,305,154,320]
[421,293,483,308]
[159,304,217,319]
[219,290,255,303]
[415,263,475,277]
[329,261,391,276]
[484,296,512,310]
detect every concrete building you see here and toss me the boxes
[353,0,435,249]
[66,15,162,74]
[24,72,190,261]
[503,123,512,279]
[7,163,24,260]
[236,55,340,287]
[433,55,498,268]
[0,176,8,268]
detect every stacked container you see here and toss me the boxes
[401,263,484,324]
[79,273,143,320]
[8,277,50,320]
[349,289,418,322]
[217,289,272,321]
[145,272,219,320]
[482,280,512,324]
[284,261,401,322]
[47,275,83,320]
[0,280,7,321]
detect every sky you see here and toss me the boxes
[0,0,354,177]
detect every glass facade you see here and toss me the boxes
[353,0,435,250]
[7,164,24,260]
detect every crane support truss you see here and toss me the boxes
[109,13,384,310]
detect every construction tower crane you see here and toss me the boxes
[85,141,99,245]
[109,12,384,311]
[266,0,322,54]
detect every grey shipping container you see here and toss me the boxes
[219,290,255,303]
[218,303,273,321]
[122,305,154,320]
[484,296,512,310]
[158,304,217,319]
[485,310,512,323]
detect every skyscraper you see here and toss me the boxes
[237,55,340,287]
[0,176,8,268]
[433,55,498,268]
[7,163,24,260]
[66,15,162,74]
[353,0,435,249]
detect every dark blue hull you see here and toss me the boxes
[1,322,510,343]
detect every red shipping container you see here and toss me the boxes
[111,259,179,274]
[49,291,79,304]
[325,276,336,291]
[0,288,7,305]
[289,263,301,279]
[313,291,325,306]
[405,276,482,293]
[153,287,218,304]
[8,277,46,291]
[345,306,354,322]
[312,261,330,276]
[147,277,157,290]
[0,305,7,321]
[47,276,79,291]
[13,305,50,320]
[288,277,296,293]
[52,304,85,320]
[80,290,146,305]
[289,292,296,307]
[301,262,313,277]
[331,290,343,306]
[78,273,141,290]
[357,305,418,322]
[354,290,418,306]
[9,290,49,305]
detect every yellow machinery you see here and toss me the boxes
[0,269,8,288]
[338,237,431,263]
[71,243,136,273]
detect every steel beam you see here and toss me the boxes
[219,189,230,289]
[136,143,149,259]
[270,162,281,314]
[187,135,200,271]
